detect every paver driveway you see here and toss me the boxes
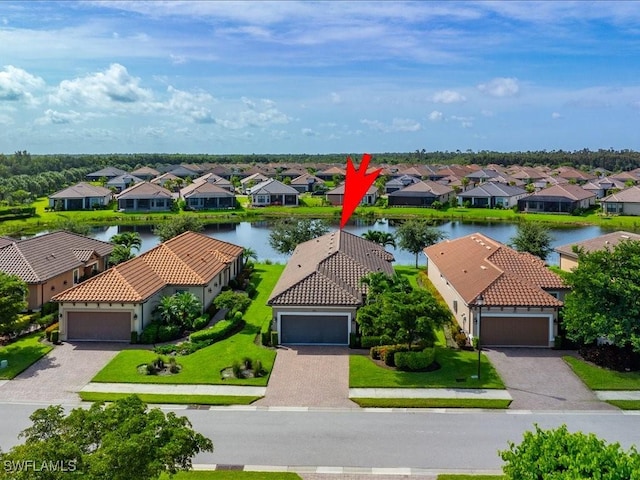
[0,341,139,404]
[255,346,356,408]
[484,348,617,410]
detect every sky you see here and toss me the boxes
[1,1,640,155]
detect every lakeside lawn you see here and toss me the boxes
[91,264,284,386]
[563,356,640,390]
[0,331,53,380]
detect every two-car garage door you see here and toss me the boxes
[481,316,550,347]
[67,311,132,342]
[279,314,349,345]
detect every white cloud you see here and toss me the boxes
[551,112,563,119]
[0,65,45,104]
[432,89,466,104]
[167,86,216,123]
[0,113,12,125]
[361,117,421,133]
[35,109,84,125]
[477,77,520,97]
[50,63,153,107]
[216,98,290,130]
[429,110,443,121]
[481,109,494,117]
[302,128,318,136]
[330,92,342,104]
[450,115,474,128]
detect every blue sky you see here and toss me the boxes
[1,1,640,154]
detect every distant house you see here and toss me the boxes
[610,171,640,185]
[316,166,346,181]
[0,231,113,310]
[290,173,324,193]
[193,173,234,192]
[551,167,597,184]
[384,175,420,194]
[106,174,144,193]
[116,182,174,212]
[457,183,527,208]
[465,169,503,186]
[388,181,453,207]
[86,167,128,181]
[248,179,300,206]
[240,172,270,193]
[48,183,112,210]
[601,185,640,215]
[517,184,596,213]
[397,165,445,181]
[130,166,160,181]
[180,181,235,210]
[555,231,640,272]
[424,233,566,347]
[581,177,626,199]
[53,232,243,342]
[267,230,394,345]
[150,172,180,188]
[326,184,379,206]
[167,165,200,179]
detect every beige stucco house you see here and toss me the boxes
[555,231,640,272]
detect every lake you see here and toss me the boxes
[87,219,607,266]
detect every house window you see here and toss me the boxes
[548,291,559,299]
[453,300,458,313]
[73,269,80,284]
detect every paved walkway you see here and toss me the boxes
[484,348,617,410]
[349,388,511,400]
[254,346,357,408]
[0,342,130,404]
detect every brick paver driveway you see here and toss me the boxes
[484,348,617,410]
[0,341,137,404]
[255,346,356,408]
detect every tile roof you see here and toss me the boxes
[458,182,526,198]
[53,231,243,303]
[248,178,300,195]
[240,172,270,184]
[326,183,378,195]
[524,183,595,201]
[388,180,453,197]
[130,166,160,177]
[555,231,640,259]
[268,230,394,306]
[86,167,127,178]
[424,233,564,308]
[49,182,112,199]
[116,181,173,199]
[601,185,640,203]
[180,181,234,198]
[150,172,180,184]
[0,231,114,283]
[106,174,144,186]
[290,173,324,185]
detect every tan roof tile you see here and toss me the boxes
[555,230,640,259]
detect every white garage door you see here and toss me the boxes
[67,311,132,342]
[280,314,349,345]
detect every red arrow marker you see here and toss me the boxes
[339,153,381,229]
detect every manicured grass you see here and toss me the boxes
[79,392,261,405]
[438,475,504,480]
[349,348,505,389]
[351,398,511,409]
[160,472,301,479]
[0,332,53,380]
[92,264,284,385]
[394,265,421,289]
[564,356,640,390]
[606,400,640,410]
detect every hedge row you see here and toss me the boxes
[370,344,427,367]
[189,312,243,343]
[395,348,436,372]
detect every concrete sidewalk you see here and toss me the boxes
[349,388,512,400]
[596,391,640,401]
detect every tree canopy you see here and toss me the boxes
[0,272,28,336]
[109,232,142,266]
[362,230,396,248]
[509,221,554,260]
[153,216,204,242]
[395,219,447,267]
[0,395,213,480]
[562,240,640,352]
[268,218,329,255]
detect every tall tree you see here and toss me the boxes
[362,230,396,248]
[153,216,204,242]
[242,247,258,264]
[563,240,640,353]
[0,395,213,480]
[509,222,554,260]
[0,272,28,336]
[109,232,142,266]
[396,219,447,267]
[269,219,329,255]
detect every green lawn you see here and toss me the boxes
[351,398,511,409]
[438,475,504,480]
[394,265,421,289]
[0,332,53,379]
[606,400,640,410]
[92,264,284,385]
[349,348,505,389]
[564,356,640,390]
[79,392,261,405]
[160,472,301,479]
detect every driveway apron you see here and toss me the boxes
[255,346,356,408]
[483,348,616,410]
[0,342,132,404]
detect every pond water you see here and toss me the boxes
[87,219,607,266]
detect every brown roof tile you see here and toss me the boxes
[53,231,243,303]
[268,230,394,306]
[601,185,640,203]
[424,233,564,307]
[555,230,640,259]
[116,181,173,199]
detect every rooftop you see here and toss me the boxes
[555,230,640,259]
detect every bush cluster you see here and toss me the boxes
[394,348,436,372]
[189,316,243,344]
[139,322,182,344]
[44,322,59,342]
[370,344,424,367]
[579,344,640,372]
[361,336,382,348]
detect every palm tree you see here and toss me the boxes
[242,247,258,264]
[362,230,396,248]
[109,232,142,266]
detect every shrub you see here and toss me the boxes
[139,323,160,344]
[214,290,251,314]
[233,311,243,322]
[270,330,279,347]
[243,357,252,370]
[37,313,57,328]
[50,330,59,344]
[41,302,59,316]
[361,336,382,348]
[454,330,468,349]
[246,283,257,298]
[395,349,436,371]
[232,360,242,378]
[191,315,209,331]
[189,317,244,344]
[175,340,210,356]
[157,324,182,343]
[169,357,180,374]
[370,346,381,360]
[130,331,138,344]
[153,344,176,355]
[45,322,60,341]
[579,344,640,372]
[349,332,360,349]
[253,359,264,377]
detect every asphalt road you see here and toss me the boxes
[1,404,638,472]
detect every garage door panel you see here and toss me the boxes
[481,316,549,347]
[67,311,131,342]
[280,314,348,345]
